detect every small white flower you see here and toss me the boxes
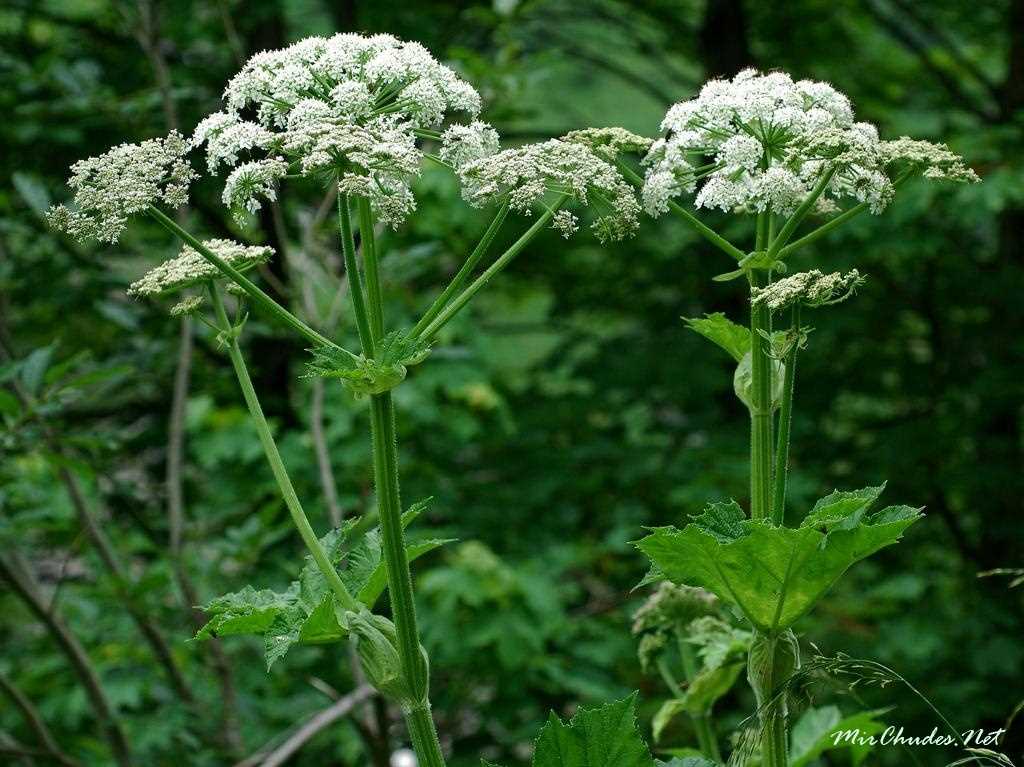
[222,158,289,221]
[552,209,579,238]
[561,127,653,161]
[750,269,864,311]
[455,139,640,242]
[47,131,195,243]
[642,69,976,220]
[193,33,484,228]
[439,121,500,170]
[127,238,274,297]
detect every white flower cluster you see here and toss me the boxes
[439,121,500,170]
[127,238,274,297]
[191,34,482,226]
[750,269,864,311]
[562,127,653,162]
[46,132,195,243]
[642,69,976,219]
[455,139,641,241]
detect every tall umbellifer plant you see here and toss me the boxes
[47,34,641,767]
[617,69,978,765]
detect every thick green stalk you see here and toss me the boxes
[771,304,801,525]
[338,193,375,357]
[369,392,445,767]
[147,206,341,351]
[748,217,773,521]
[209,285,358,613]
[410,202,509,340]
[350,198,445,767]
[357,197,384,341]
[418,199,566,342]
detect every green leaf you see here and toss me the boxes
[0,389,21,417]
[655,749,712,761]
[801,483,886,531]
[532,694,653,767]
[196,499,451,669]
[195,586,297,640]
[789,706,889,767]
[637,499,922,632]
[20,346,54,395]
[12,171,51,216]
[651,660,745,741]
[684,313,750,362]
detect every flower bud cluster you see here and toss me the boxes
[46,132,195,243]
[127,239,274,298]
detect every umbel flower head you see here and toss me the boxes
[642,69,978,219]
[191,33,483,226]
[127,239,274,298]
[750,269,864,311]
[46,131,195,243]
[454,138,641,242]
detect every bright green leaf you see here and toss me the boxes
[532,694,653,767]
[801,484,887,531]
[637,498,922,632]
[684,313,750,362]
[790,706,889,767]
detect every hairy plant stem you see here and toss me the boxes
[418,198,567,343]
[344,199,446,767]
[337,193,375,357]
[208,285,358,612]
[771,304,801,525]
[409,202,509,340]
[748,215,773,522]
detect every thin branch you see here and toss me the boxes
[0,554,133,767]
[0,672,78,767]
[233,685,374,767]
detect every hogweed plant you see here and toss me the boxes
[48,33,642,767]
[622,69,978,766]
[47,36,980,767]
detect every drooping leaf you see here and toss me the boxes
[532,694,653,767]
[789,706,889,767]
[637,497,922,632]
[684,313,749,362]
[196,499,451,668]
[20,345,54,395]
[195,585,297,640]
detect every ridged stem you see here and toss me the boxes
[771,303,801,525]
[209,285,357,612]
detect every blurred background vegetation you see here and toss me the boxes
[1,1,1021,765]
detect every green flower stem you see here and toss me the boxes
[616,161,746,262]
[771,304,801,525]
[776,169,914,260]
[351,199,445,767]
[147,206,342,352]
[357,197,384,341]
[748,216,773,522]
[409,202,510,340]
[369,391,445,767]
[765,166,837,261]
[208,284,358,613]
[677,639,721,763]
[338,193,376,357]
[418,199,566,343]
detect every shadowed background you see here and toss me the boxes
[1,1,1021,765]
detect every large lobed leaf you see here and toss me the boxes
[196,498,451,669]
[637,489,922,632]
[486,694,655,767]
